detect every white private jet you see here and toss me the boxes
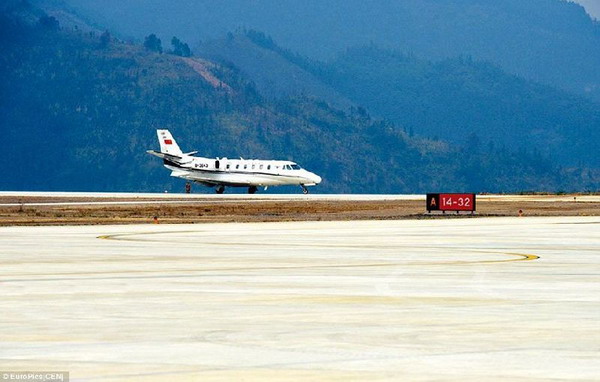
[147,129,322,194]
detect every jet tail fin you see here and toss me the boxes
[157,129,183,156]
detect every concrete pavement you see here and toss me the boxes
[0,217,598,380]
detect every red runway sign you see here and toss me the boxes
[427,193,476,212]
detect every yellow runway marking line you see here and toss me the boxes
[94,231,539,269]
[0,251,539,281]
[96,231,597,253]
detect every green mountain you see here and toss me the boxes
[198,31,353,109]
[196,32,600,168]
[59,0,600,101]
[319,46,600,167]
[1,3,597,193]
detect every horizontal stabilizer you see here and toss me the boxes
[146,150,182,160]
[147,150,193,168]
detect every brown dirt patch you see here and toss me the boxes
[0,196,598,226]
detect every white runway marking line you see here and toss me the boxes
[0,199,295,207]
[0,191,425,201]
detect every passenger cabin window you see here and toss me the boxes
[226,164,230,170]
[267,165,271,170]
[236,164,239,169]
[252,164,255,169]
[244,164,247,169]
[260,164,264,170]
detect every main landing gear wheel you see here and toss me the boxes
[301,185,309,194]
[216,185,225,194]
[248,186,258,194]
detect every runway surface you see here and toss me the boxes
[1,191,598,207]
[0,217,599,380]
[0,191,424,203]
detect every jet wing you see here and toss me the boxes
[170,170,190,178]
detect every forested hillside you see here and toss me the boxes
[198,32,352,109]
[319,46,600,167]
[197,32,600,168]
[60,0,600,101]
[1,3,597,193]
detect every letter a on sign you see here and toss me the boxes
[426,193,441,212]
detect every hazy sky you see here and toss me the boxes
[573,0,600,19]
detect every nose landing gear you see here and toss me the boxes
[301,185,309,194]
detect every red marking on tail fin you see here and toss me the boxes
[164,139,173,145]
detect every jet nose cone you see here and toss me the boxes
[313,174,322,184]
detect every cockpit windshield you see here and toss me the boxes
[290,164,301,170]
